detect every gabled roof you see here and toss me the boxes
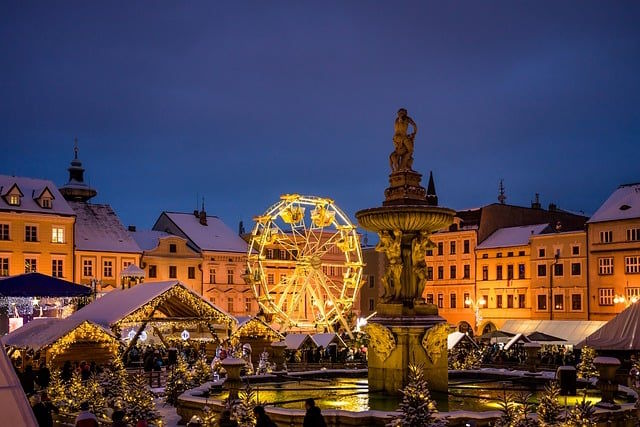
[33,186,55,201]
[232,316,284,341]
[156,212,248,253]
[283,333,316,350]
[129,229,172,251]
[588,183,640,223]
[120,263,145,278]
[311,333,346,348]
[70,201,141,253]
[581,302,640,350]
[476,223,549,249]
[0,345,37,426]
[0,175,74,216]
[0,273,91,297]
[448,331,479,350]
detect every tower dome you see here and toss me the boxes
[59,139,98,202]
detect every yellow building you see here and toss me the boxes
[529,230,587,320]
[475,224,549,333]
[358,246,387,318]
[0,175,75,280]
[587,183,640,320]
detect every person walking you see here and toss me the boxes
[303,398,327,427]
[253,405,277,427]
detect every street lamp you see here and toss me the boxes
[464,297,486,328]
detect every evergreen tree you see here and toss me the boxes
[232,381,258,427]
[511,393,537,427]
[493,390,519,427]
[165,355,192,405]
[125,372,161,425]
[64,371,107,418]
[448,345,481,370]
[47,369,70,411]
[563,394,596,427]
[192,356,212,386]
[392,363,447,427]
[576,346,598,379]
[201,405,217,427]
[99,359,129,407]
[537,382,562,427]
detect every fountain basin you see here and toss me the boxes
[355,205,455,232]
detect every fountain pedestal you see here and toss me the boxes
[220,357,246,401]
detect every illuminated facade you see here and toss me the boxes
[358,246,387,318]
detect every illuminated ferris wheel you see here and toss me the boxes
[246,194,363,334]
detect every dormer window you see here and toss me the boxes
[41,198,51,208]
[34,187,55,209]
[8,194,20,206]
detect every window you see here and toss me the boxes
[598,258,613,275]
[437,242,443,256]
[537,295,547,310]
[437,294,443,308]
[368,298,374,311]
[450,293,457,308]
[572,245,580,255]
[266,249,273,259]
[426,249,433,256]
[538,264,547,277]
[103,260,113,277]
[463,264,470,279]
[25,258,37,273]
[507,294,514,308]
[625,256,640,274]
[169,244,177,253]
[188,266,196,279]
[599,288,614,306]
[52,259,63,278]
[571,294,582,311]
[51,227,64,243]
[169,266,177,279]
[483,295,489,306]
[571,262,581,276]
[507,265,514,280]
[267,273,275,285]
[450,265,456,279]
[8,194,20,206]
[437,266,444,280]
[626,288,640,301]
[496,295,503,308]
[482,254,488,259]
[426,294,434,304]
[0,224,9,240]
[0,257,7,276]
[209,269,216,283]
[368,276,375,288]
[463,240,470,254]
[427,267,433,280]
[554,263,563,277]
[496,265,503,280]
[227,297,233,312]
[518,251,525,256]
[25,225,37,242]
[627,228,640,242]
[450,241,456,255]
[245,298,252,312]
[600,230,613,243]
[41,198,51,208]
[148,265,157,278]
[463,293,470,307]
[507,251,514,257]
[518,294,525,308]
[227,269,234,284]
[539,248,545,258]
[554,294,564,310]
[518,264,525,279]
[496,252,502,258]
[482,265,488,281]
[83,259,93,277]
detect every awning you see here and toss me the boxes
[501,320,606,346]
[0,273,91,297]
[478,330,514,340]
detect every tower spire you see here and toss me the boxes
[59,138,97,202]
[426,171,438,206]
[498,179,506,204]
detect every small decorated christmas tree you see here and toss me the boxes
[563,394,596,427]
[192,356,212,386]
[201,405,217,427]
[232,382,258,427]
[391,363,447,427]
[125,372,161,425]
[537,382,562,427]
[65,371,107,418]
[99,358,129,406]
[577,346,598,379]
[165,355,192,405]
[47,369,70,411]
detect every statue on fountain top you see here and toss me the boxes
[390,108,417,173]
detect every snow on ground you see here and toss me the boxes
[155,397,181,427]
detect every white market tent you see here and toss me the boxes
[0,345,37,426]
[501,320,606,346]
[580,302,640,350]
[504,333,531,350]
[448,331,479,350]
[312,333,346,349]
[120,263,146,279]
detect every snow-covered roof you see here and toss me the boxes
[283,333,316,350]
[476,223,549,249]
[501,320,606,346]
[1,317,112,350]
[0,175,74,216]
[159,212,248,253]
[70,201,141,253]
[312,333,346,348]
[120,263,145,278]
[588,183,640,223]
[0,345,37,426]
[447,331,479,350]
[504,333,531,350]
[129,229,171,251]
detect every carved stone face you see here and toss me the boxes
[397,108,407,117]
[422,323,448,364]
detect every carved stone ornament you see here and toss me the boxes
[421,323,448,364]
[364,323,396,361]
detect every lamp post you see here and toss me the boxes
[464,297,486,331]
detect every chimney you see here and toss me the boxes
[128,225,136,232]
[531,193,541,209]
[548,203,557,211]
[193,210,199,217]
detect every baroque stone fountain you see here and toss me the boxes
[356,108,455,394]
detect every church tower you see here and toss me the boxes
[59,139,98,202]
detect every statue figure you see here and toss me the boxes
[411,231,434,301]
[375,230,403,302]
[389,108,418,172]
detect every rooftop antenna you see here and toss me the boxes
[74,137,79,159]
[498,179,506,204]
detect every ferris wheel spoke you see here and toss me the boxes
[312,231,344,259]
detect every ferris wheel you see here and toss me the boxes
[246,194,363,335]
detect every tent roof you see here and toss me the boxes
[120,264,145,278]
[283,333,316,350]
[504,333,531,350]
[0,345,37,426]
[478,330,514,340]
[448,331,479,350]
[70,280,235,329]
[501,319,606,346]
[2,318,114,351]
[312,333,346,348]
[0,273,91,297]
[527,331,566,343]
[581,302,640,350]
[232,316,283,340]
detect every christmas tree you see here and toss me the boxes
[232,381,258,427]
[563,394,596,427]
[99,359,129,407]
[576,346,598,379]
[448,345,481,370]
[537,382,562,427]
[391,363,447,427]
[125,372,161,425]
[165,355,193,405]
[201,405,217,427]
[192,356,212,386]
[47,369,70,411]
